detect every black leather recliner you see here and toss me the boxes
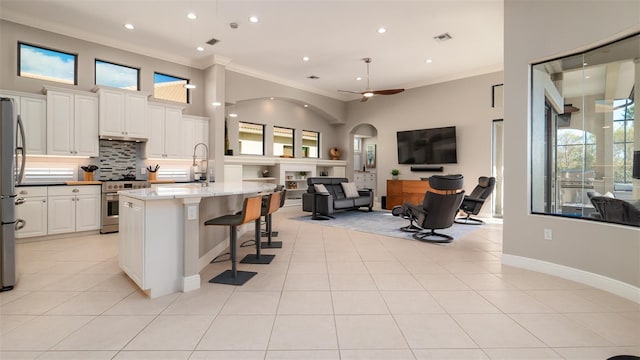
[455,176,495,225]
[394,175,465,243]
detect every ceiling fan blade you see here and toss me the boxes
[372,89,405,95]
[338,90,364,94]
[360,96,369,102]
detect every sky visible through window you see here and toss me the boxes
[19,43,75,84]
[96,60,138,90]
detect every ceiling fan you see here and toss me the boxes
[338,58,405,102]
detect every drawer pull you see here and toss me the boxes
[72,188,80,193]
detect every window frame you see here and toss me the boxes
[302,130,320,159]
[238,121,266,156]
[18,41,78,85]
[273,126,295,157]
[95,59,140,90]
[153,71,191,104]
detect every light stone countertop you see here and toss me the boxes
[118,181,276,200]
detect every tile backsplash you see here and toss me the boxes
[98,140,140,180]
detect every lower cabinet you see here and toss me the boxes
[47,186,100,235]
[15,187,48,238]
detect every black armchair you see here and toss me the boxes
[395,174,465,243]
[589,196,640,227]
[455,176,496,225]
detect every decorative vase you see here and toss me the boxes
[83,172,94,181]
[392,175,399,180]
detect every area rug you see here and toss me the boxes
[291,209,480,241]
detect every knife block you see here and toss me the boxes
[83,172,94,181]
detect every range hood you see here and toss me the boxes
[99,135,147,142]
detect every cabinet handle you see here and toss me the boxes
[15,198,25,205]
[72,188,79,193]
[42,199,46,203]
[19,190,27,195]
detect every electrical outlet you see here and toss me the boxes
[544,228,553,240]
[141,167,147,175]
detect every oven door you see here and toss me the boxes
[101,193,120,233]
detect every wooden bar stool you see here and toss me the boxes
[261,189,286,249]
[240,191,280,264]
[205,195,262,286]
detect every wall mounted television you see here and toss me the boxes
[396,126,458,164]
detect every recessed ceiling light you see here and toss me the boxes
[211,102,221,107]
[304,104,308,108]
[229,113,238,117]
[187,12,197,20]
[356,77,362,81]
[196,46,204,52]
[363,92,374,98]
[184,84,196,89]
[302,56,310,62]
[269,97,275,100]
[124,23,135,30]
[585,75,591,79]
[249,16,259,23]
[602,125,611,129]
[377,27,386,34]
[425,59,433,63]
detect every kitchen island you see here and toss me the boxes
[118,181,275,298]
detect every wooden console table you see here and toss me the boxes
[386,180,434,209]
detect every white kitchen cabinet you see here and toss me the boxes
[119,197,145,287]
[15,187,48,238]
[182,115,209,158]
[45,88,98,156]
[47,186,100,235]
[146,103,183,158]
[0,91,47,155]
[98,87,148,139]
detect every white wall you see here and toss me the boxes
[225,98,341,158]
[0,20,206,116]
[343,71,504,215]
[504,0,640,290]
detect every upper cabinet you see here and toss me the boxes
[44,87,99,157]
[0,90,47,155]
[146,102,184,159]
[182,115,209,158]
[97,87,148,139]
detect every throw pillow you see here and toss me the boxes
[341,182,360,199]
[603,191,615,198]
[314,184,329,193]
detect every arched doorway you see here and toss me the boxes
[351,123,378,201]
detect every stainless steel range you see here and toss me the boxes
[101,180,150,233]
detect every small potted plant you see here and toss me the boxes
[391,169,400,180]
[299,171,308,179]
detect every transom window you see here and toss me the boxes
[274,126,294,157]
[239,122,265,155]
[18,42,77,85]
[95,60,139,90]
[153,72,189,103]
[302,130,319,158]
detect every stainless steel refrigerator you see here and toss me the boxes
[1,97,26,292]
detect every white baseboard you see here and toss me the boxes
[502,254,640,303]
[182,275,200,293]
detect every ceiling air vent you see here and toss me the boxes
[307,75,319,80]
[433,32,452,42]
[206,38,220,46]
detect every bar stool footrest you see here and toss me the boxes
[240,254,275,264]
[260,241,283,248]
[209,270,257,286]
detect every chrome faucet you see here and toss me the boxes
[192,142,209,186]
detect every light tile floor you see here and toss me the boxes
[1,206,639,360]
